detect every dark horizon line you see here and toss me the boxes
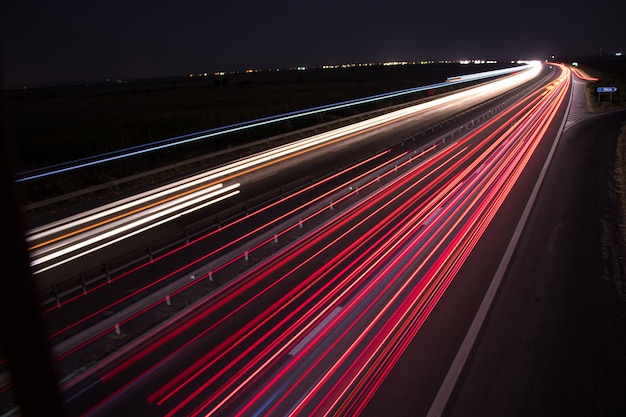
[1,55,531,91]
[4,52,621,92]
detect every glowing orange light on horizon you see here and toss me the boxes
[569,65,599,81]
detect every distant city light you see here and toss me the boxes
[194,59,508,78]
[459,59,491,65]
[382,61,412,66]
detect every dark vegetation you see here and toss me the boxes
[581,55,626,316]
[589,56,626,303]
[5,62,515,216]
[577,55,626,110]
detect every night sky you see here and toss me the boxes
[1,0,624,89]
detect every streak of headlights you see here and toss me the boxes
[27,62,542,275]
[16,62,535,183]
[30,183,240,273]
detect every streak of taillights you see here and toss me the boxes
[298,66,570,417]
[77,100,499,415]
[55,75,536,354]
[50,149,441,365]
[170,66,569,417]
[568,65,598,81]
[147,92,541,411]
[70,63,562,416]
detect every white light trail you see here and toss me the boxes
[30,183,240,273]
[27,61,542,274]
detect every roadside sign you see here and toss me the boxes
[597,86,617,93]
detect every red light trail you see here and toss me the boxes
[67,64,570,416]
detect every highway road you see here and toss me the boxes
[26,62,544,288]
[0,61,581,417]
[362,70,626,417]
[50,63,569,416]
[441,105,626,415]
[14,63,553,377]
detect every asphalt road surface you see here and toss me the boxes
[51,64,564,417]
[444,108,626,416]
